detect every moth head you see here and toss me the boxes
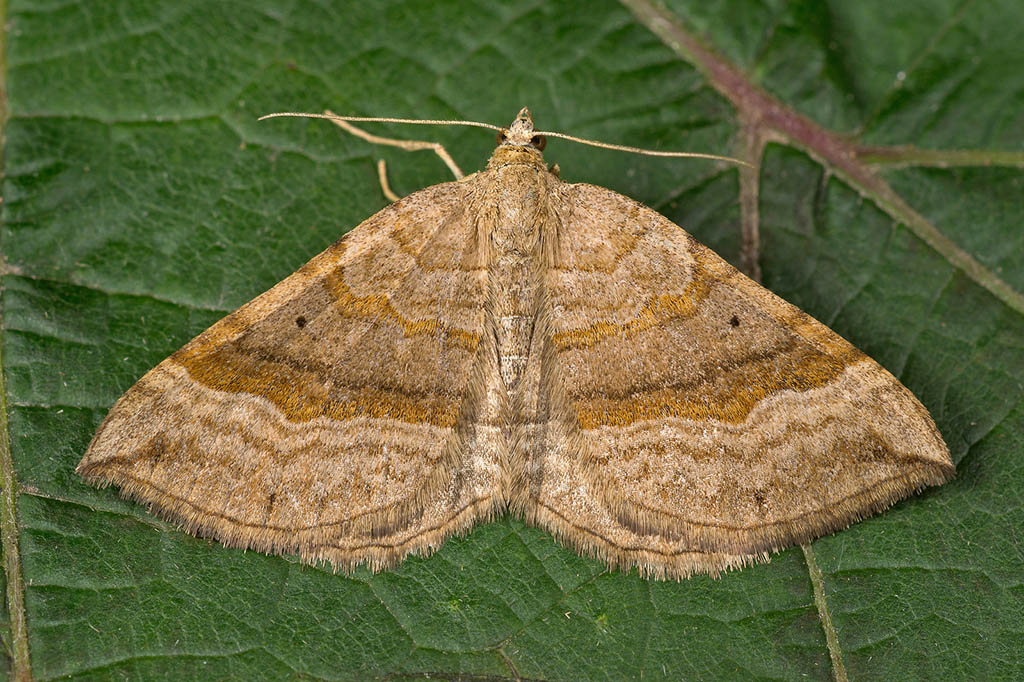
[497,107,546,151]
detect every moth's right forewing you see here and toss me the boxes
[525,182,953,578]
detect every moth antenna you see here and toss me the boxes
[259,111,750,167]
[534,130,751,167]
[258,111,504,132]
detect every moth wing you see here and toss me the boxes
[79,178,504,570]
[524,182,953,577]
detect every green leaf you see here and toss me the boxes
[2,0,1022,680]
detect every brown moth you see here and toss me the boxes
[78,108,954,578]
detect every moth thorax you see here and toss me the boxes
[489,168,547,257]
[485,145,546,171]
[492,221,541,257]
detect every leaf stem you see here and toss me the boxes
[738,115,766,282]
[0,330,32,680]
[0,0,33,676]
[802,545,849,682]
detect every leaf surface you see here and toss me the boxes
[2,1,1022,680]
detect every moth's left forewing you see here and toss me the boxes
[78,179,504,571]
[530,182,953,577]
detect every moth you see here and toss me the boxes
[79,108,954,578]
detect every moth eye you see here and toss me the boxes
[729,315,740,327]
[497,130,508,145]
[295,316,307,328]
[531,134,547,151]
